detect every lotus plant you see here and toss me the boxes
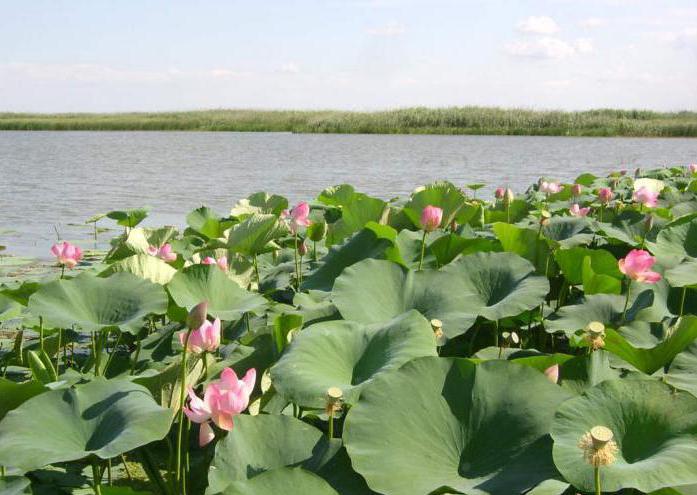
[569,204,590,217]
[633,186,659,208]
[148,243,176,262]
[689,163,697,175]
[419,205,443,270]
[540,180,562,195]
[619,249,661,320]
[571,183,582,197]
[284,201,312,288]
[202,255,228,271]
[51,241,83,277]
[184,367,256,446]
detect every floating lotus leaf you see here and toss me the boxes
[207,414,338,494]
[551,379,697,493]
[665,341,697,397]
[0,378,171,472]
[443,251,550,323]
[332,259,479,337]
[218,467,339,495]
[28,272,168,334]
[344,358,571,495]
[167,264,267,321]
[100,253,177,284]
[270,310,437,408]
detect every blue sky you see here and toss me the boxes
[1,0,696,112]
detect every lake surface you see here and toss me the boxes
[1,131,696,257]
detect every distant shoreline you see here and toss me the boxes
[1,107,696,137]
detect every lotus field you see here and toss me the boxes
[3,165,697,495]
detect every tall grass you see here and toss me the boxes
[1,107,696,137]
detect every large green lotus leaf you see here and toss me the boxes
[186,206,233,239]
[402,181,467,228]
[28,272,168,334]
[104,227,150,262]
[664,341,697,397]
[603,316,697,374]
[332,258,479,337]
[429,233,501,267]
[270,310,437,408]
[301,223,397,292]
[0,378,171,472]
[551,379,697,493]
[207,414,338,494]
[0,293,21,322]
[318,185,387,246]
[554,247,622,285]
[665,260,697,288]
[484,199,530,224]
[227,214,285,256]
[106,207,149,228]
[100,253,177,285]
[443,251,550,322]
[0,377,46,421]
[230,192,288,218]
[595,210,651,247]
[344,358,571,495]
[167,264,266,321]
[0,477,31,495]
[542,217,594,248]
[648,213,697,267]
[219,467,339,495]
[492,222,552,274]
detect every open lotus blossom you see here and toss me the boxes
[179,318,221,354]
[618,249,662,283]
[571,184,582,197]
[569,204,590,217]
[633,187,659,208]
[201,255,228,271]
[598,187,613,204]
[544,364,559,384]
[283,201,312,234]
[50,241,83,268]
[420,205,443,232]
[147,243,177,262]
[689,164,697,174]
[539,181,562,194]
[184,367,256,446]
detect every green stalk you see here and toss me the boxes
[418,231,427,271]
[594,466,601,495]
[91,459,102,495]
[622,280,632,322]
[60,265,65,279]
[680,287,687,317]
[328,411,335,439]
[175,329,193,487]
[55,328,62,375]
[130,336,142,375]
[252,254,261,285]
[293,234,300,289]
[103,329,121,376]
[39,316,44,352]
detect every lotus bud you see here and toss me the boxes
[544,364,559,384]
[578,426,618,467]
[598,187,613,204]
[495,187,505,200]
[325,387,344,416]
[689,164,697,175]
[504,188,514,205]
[187,301,208,330]
[421,205,443,232]
[584,321,606,350]
[298,241,308,256]
[430,319,447,346]
[308,220,328,242]
[571,184,582,197]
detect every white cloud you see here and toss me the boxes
[574,38,594,53]
[505,37,575,59]
[578,17,607,29]
[279,63,300,74]
[517,16,560,35]
[366,21,406,37]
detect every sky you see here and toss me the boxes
[1,0,696,112]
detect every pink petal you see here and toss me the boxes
[198,422,215,447]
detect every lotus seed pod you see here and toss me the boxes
[430,319,446,346]
[578,425,618,467]
[584,321,606,350]
[308,220,327,242]
[186,301,208,330]
[325,387,344,415]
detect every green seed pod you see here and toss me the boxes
[308,220,328,242]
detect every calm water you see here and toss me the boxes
[1,131,696,257]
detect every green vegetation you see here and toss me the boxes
[1,107,697,136]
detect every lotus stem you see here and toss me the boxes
[103,329,121,376]
[39,316,44,352]
[107,459,112,485]
[418,231,427,271]
[202,353,208,380]
[130,337,142,375]
[494,320,500,348]
[622,280,632,322]
[680,287,687,317]
[60,265,65,279]
[313,241,317,261]
[293,234,300,289]
[120,454,133,482]
[91,459,102,495]
[55,328,62,374]
[175,329,193,488]
[252,254,261,285]
[594,466,601,495]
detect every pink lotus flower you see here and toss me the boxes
[544,364,559,384]
[495,187,506,199]
[571,184,582,197]
[569,204,590,217]
[50,241,83,269]
[148,243,176,262]
[633,187,659,208]
[184,367,256,446]
[283,201,312,234]
[420,205,443,232]
[618,249,662,283]
[689,164,697,174]
[179,318,221,354]
[598,187,613,204]
[540,181,562,194]
[201,255,228,271]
